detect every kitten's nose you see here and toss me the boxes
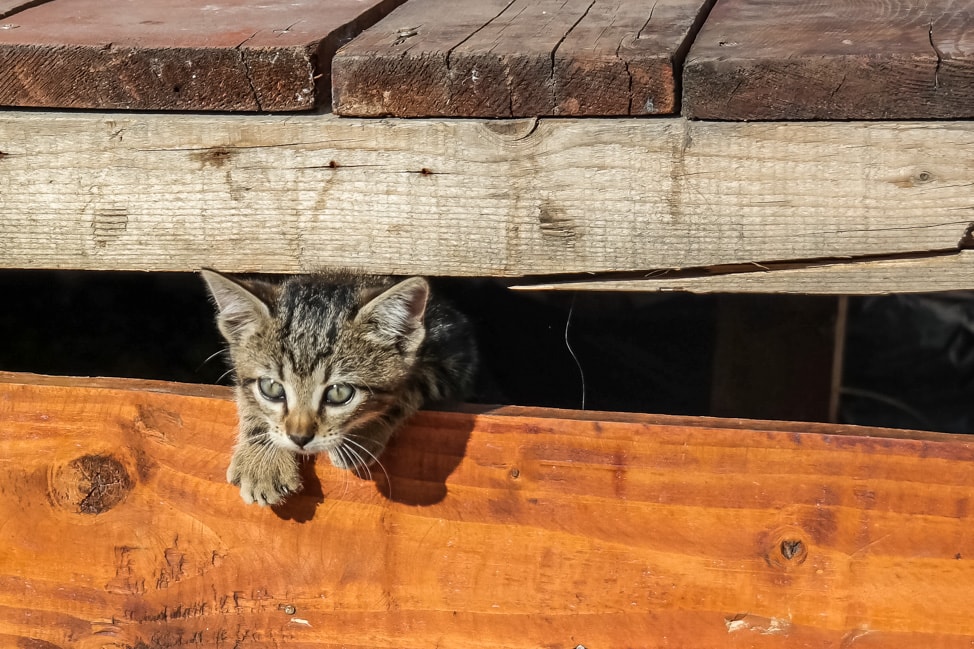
[285,413,315,448]
[288,431,314,448]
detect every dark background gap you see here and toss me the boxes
[0,270,971,434]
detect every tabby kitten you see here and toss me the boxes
[201,269,477,506]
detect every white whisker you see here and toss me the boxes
[334,446,354,499]
[344,435,392,499]
[201,348,228,366]
[341,442,373,482]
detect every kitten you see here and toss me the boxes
[201,269,477,506]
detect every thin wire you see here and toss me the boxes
[565,292,586,410]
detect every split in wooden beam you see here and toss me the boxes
[2,371,974,647]
[512,249,974,294]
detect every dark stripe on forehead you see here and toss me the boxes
[277,278,356,374]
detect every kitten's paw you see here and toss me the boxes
[227,445,302,506]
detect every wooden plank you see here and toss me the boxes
[332,0,714,117]
[512,251,974,294]
[0,0,405,111]
[2,371,974,647]
[684,0,974,120]
[0,0,49,19]
[1,112,974,281]
[710,295,842,423]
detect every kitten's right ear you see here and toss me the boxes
[200,268,274,344]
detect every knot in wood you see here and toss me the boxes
[50,454,133,514]
[765,525,809,570]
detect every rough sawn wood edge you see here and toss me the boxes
[0,110,973,291]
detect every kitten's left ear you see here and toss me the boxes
[355,277,429,355]
[200,268,275,344]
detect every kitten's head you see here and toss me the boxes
[201,269,429,469]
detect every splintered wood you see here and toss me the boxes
[0,0,405,110]
[2,372,974,647]
[332,0,715,116]
[683,0,974,119]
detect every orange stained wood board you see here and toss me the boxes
[0,0,405,111]
[332,0,716,117]
[683,0,974,120]
[2,371,974,647]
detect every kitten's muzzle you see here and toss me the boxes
[284,412,316,449]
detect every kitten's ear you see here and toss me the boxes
[200,268,274,344]
[355,277,429,355]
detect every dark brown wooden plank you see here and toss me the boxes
[710,295,844,423]
[333,0,715,117]
[684,0,974,120]
[0,0,405,111]
[0,0,51,20]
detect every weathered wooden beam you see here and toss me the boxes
[684,0,974,120]
[0,110,973,287]
[0,0,406,111]
[332,0,714,117]
[0,111,974,284]
[2,371,974,647]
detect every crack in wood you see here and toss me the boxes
[928,23,946,90]
[508,247,971,290]
[635,0,659,40]
[614,29,634,114]
[806,219,973,237]
[444,0,518,72]
[235,31,264,111]
[549,0,596,81]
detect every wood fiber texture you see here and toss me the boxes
[3,111,974,291]
[332,0,716,116]
[684,0,974,119]
[2,372,974,647]
[0,0,405,110]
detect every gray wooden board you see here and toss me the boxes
[1,111,974,292]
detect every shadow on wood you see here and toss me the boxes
[1,371,973,647]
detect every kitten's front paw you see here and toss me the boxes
[227,444,302,506]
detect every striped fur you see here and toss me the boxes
[202,269,477,506]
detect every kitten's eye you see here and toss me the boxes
[257,377,286,402]
[324,383,355,405]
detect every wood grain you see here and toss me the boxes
[1,371,974,647]
[512,251,974,294]
[684,0,974,120]
[332,0,715,117]
[0,0,404,111]
[1,111,974,287]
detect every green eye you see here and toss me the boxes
[257,377,286,402]
[324,383,355,405]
